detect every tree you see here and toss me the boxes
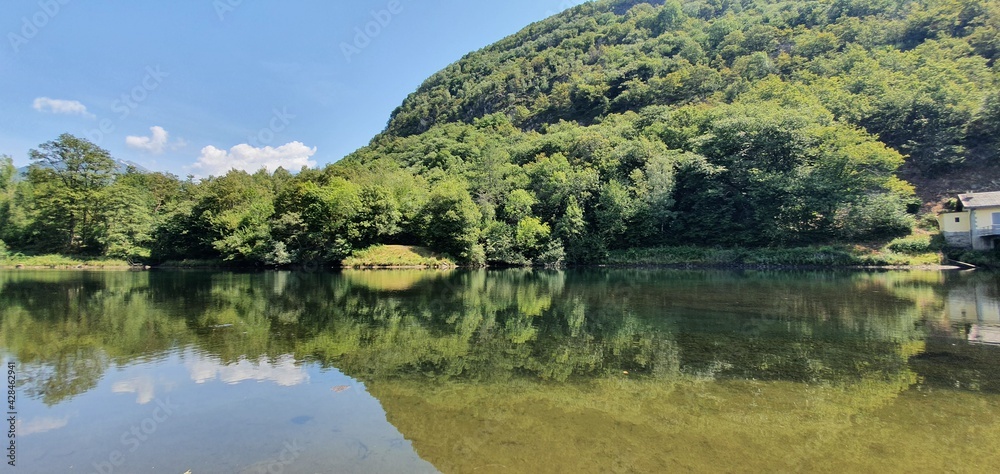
[419,180,483,262]
[515,216,552,260]
[27,134,118,253]
[98,179,155,259]
[643,152,679,236]
[504,189,538,223]
[594,180,635,249]
[194,170,276,263]
[0,155,15,247]
[649,0,685,36]
[350,184,402,247]
[0,155,13,193]
[0,155,14,219]
[556,196,595,263]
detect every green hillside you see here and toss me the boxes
[2,0,998,266]
[383,0,998,172]
[340,0,999,262]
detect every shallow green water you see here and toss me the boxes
[2,269,999,473]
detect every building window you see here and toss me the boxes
[956,217,962,223]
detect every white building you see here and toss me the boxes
[938,191,1000,250]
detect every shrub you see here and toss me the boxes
[887,236,935,255]
[916,214,940,231]
[419,180,482,262]
[835,194,915,241]
[536,240,566,266]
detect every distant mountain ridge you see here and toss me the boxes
[17,158,149,177]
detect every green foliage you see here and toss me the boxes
[264,241,293,266]
[196,170,276,263]
[886,235,938,255]
[0,155,13,194]
[419,180,483,262]
[26,134,119,254]
[98,177,155,260]
[515,216,553,261]
[504,189,537,222]
[483,220,526,265]
[7,0,997,265]
[557,195,593,263]
[0,156,16,244]
[595,180,635,248]
[605,245,918,266]
[917,213,941,231]
[945,248,1000,268]
[834,194,916,241]
[351,185,402,247]
[385,0,996,173]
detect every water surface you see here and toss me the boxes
[2,269,999,473]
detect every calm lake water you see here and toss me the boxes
[2,269,1000,473]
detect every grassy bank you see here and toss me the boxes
[342,245,456,268]
[0,244,949,271]
[604,245,942,268]
[0,254,132,269]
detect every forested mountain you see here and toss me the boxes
[385,0,999,177]
[2,0,999,266]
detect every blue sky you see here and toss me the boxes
[1,0,586,177]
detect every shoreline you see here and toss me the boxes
[0,263,970,272]
[0,264,143,270]
[1,245,985,272]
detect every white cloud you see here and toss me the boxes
[17,416,70,436]
[32,97,95,118]
[191,141,316,177]
[112,375,157,405]
[125,126,174,154]
[187,353,309,387]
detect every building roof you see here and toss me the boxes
[959,191,1000,209]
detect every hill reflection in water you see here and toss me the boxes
[2,269,999,472]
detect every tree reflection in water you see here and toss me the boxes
[2,269,1000,472]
